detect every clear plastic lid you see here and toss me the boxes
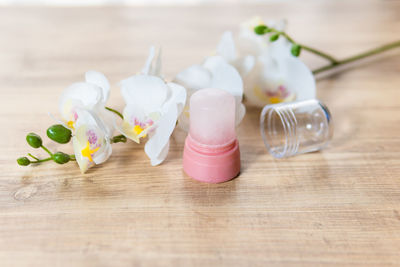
[260,99,334,158]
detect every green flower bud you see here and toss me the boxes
[17,157,31,166]
[53,152,70,164]
[111,135,127,143]
[269,33,280,42]
[26,133,42,148]
[254,25,268,35]
[291,44,301,57]
[47,124,72,144]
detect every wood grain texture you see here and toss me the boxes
[1,1,400,266]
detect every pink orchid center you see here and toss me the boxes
[265,85,293,104]
[132,117,154,136]
[81,129,101,162]
[67,110,79,129]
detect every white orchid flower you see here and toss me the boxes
[117,47,186,166]
[141,45,162,77]
[58,70,114,135]
[217,17,316,107]
[72,108,112,173]
[173,55,246,131]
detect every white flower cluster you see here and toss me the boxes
[59,48,186,172]
[57,17,315,173]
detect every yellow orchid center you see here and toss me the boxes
[67,120,75,129]
[81,141,100,162]
[253,84,295,104]
[132,117,153,138]
[269,97,282,104]
[133,124,144,135]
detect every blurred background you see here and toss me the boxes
[1,0,272,5]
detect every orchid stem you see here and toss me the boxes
[105,107,123,119]
[40,145,53,157]
[258,26,400,75]
[312,40,400,74]
[302,44,339,64]
[269,28,339,64]
[28,153,40,161]
[31,157,53,164]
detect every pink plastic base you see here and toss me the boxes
[183,135,241,183]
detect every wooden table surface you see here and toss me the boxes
[1,1,400,266]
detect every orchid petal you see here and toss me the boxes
[233,54,256,77]
[260,41,315,101]
[142,46,162,77]
[74,109,106,133]
[92,139,112,165]
[177,105,190,132]
[242,62,269,107]
[237,103,246,126]
[243,48,315,107]
[72,135,90,173]
[142,46,155,75]
[115,121,139,143]
[152,48,162,77]
[237,17,269,57]
[76,108,113,141]
[268,37,292,59]
[174,64,211,92]
[284,56,316,100]
[85,70,110,103]
[72,109,112,173]
[59,82,103,121]
[48,112,72,130]
[144,105,178,166]
[73,123,93,173]
[120,75,168,113]
[203,56,243,100]
[165,82,187,115]
[117,104,157,143]
[151,141,170,167]
[217,31,237,63]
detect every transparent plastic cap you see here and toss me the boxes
[189,88,236,146]
[260,99,334,158]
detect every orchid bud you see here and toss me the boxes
[26,133,42,148]
[254,25,268,35]
[112,135,127,143]
[17,157,31,166]
[270,33,280,42]
[47,124,72,144]
[291,44,301,57]
[53,152,70,164]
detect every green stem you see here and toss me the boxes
[105,107,123,120]
[40,145,53,157]
[301,44,339,64]
[312,40,400,74]
[270,29,339,64]
[31,157,53,164]
[28,153,40,161]
[261,26,400,75]
[70,154,76,161]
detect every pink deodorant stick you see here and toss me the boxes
[183,88,241,183]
